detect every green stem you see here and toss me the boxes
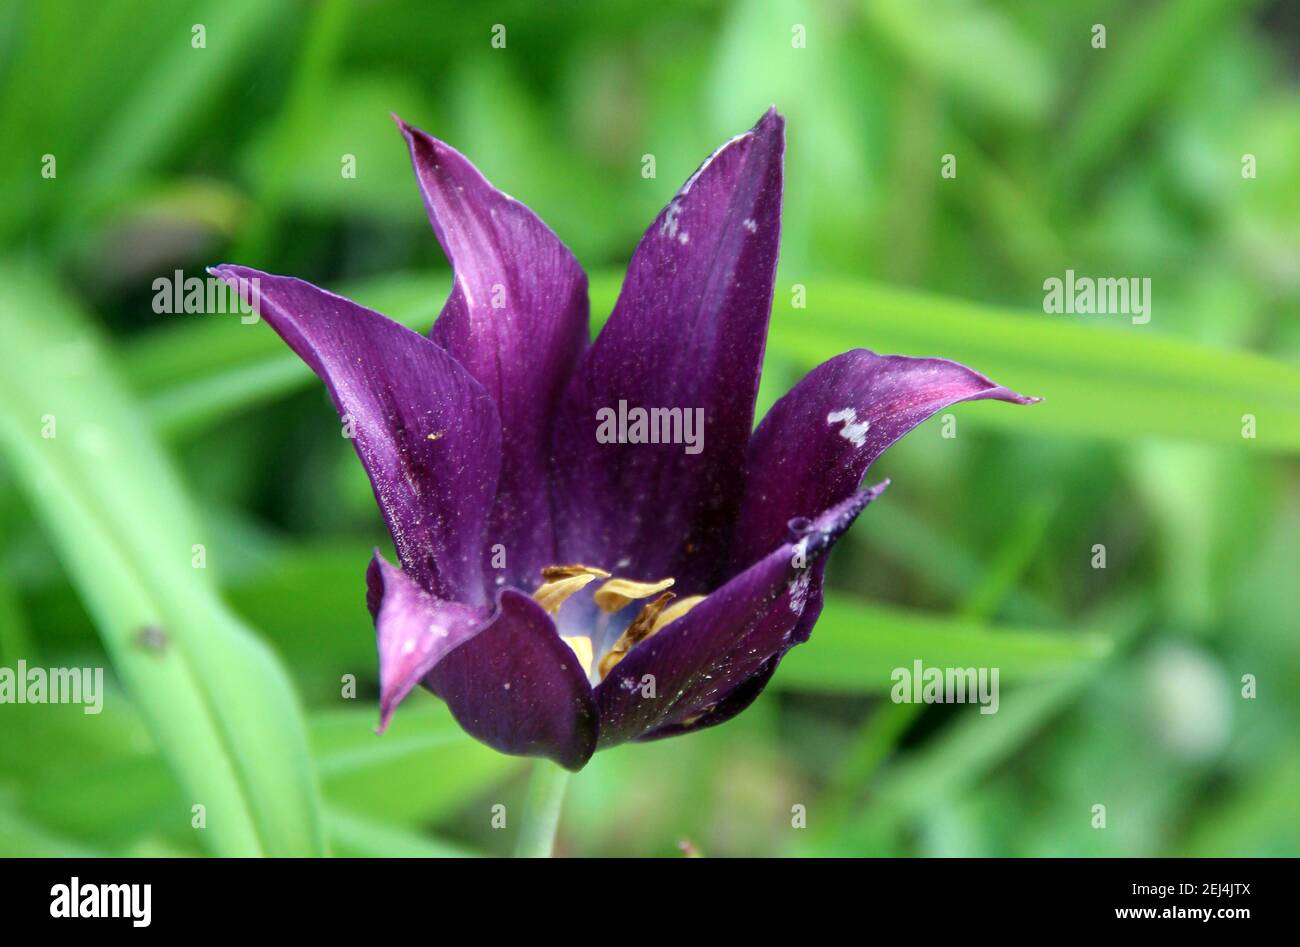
[513,760,571,857]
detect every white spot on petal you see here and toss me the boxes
[787,569,812,614]
[660,201,683,239]
[827,408,870,449]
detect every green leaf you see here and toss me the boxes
[768,279,1300,452]
[1057,0,1257,190]
[1179,753,1300,857]
[0,0,294,248]
[776,595,1112,695]
[0,801,99,858]
[862,0,1057,125]
[0,264,324,856]
[325,805,480,858]
[22,755,180,849]
[794,600,1148,854]
[78,0,294,199]
[2,700,509,855]
[311,706,522,825]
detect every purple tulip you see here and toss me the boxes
[211,108,1037,771]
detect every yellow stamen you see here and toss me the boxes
[597,591,675,678]
[532,564,611,614]
[560,635,594,678]
[531,563,705,682]
[541,564,612,580]
[649,594,706,634]
[593,576,675,613]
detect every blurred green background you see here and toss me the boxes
[1,0,1297,857]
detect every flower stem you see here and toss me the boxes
[513,760,571,857]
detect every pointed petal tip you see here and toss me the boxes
[856,477,891,505]
[995,386,1044,406]
[744,106,784,149]
[755,105,784,132]
[208,262,264,285]
[797,481,890,560]
[392,115,462,161]
[397,119,487,195]
[374,686,403,733]
[392,114,436,151]
[206,264,266,304]
[392,113,430,146]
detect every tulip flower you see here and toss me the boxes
[211,107,1036,774]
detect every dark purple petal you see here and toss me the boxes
[366,553,488,731]
[594,484,886,748]
[640,656,779,742]
[640,560,824,741]
[398,118,589,587]
[551,108,785,591]
[211,265,501,604]
[731,349,1039,571]
[426,589,599,771]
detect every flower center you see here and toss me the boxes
[531,564,705,682]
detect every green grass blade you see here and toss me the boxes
[769,280,1300,452]
[1057,0,1256,191]
[311,706,522,825]
[862,0,1056,125]
[776,595,1113,695]
[0,264,324,856]
[0,803,99,858]
[325,805,480,858]
[57,0,294,248]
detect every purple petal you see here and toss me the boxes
[731,349,1039,571]
[640,560,825,741]
[211,265,501,604]
[425,589,599,771]
[366,553,487,731]
[551,108,784,590]
[594,484,886,748]
[398,118,589,587]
